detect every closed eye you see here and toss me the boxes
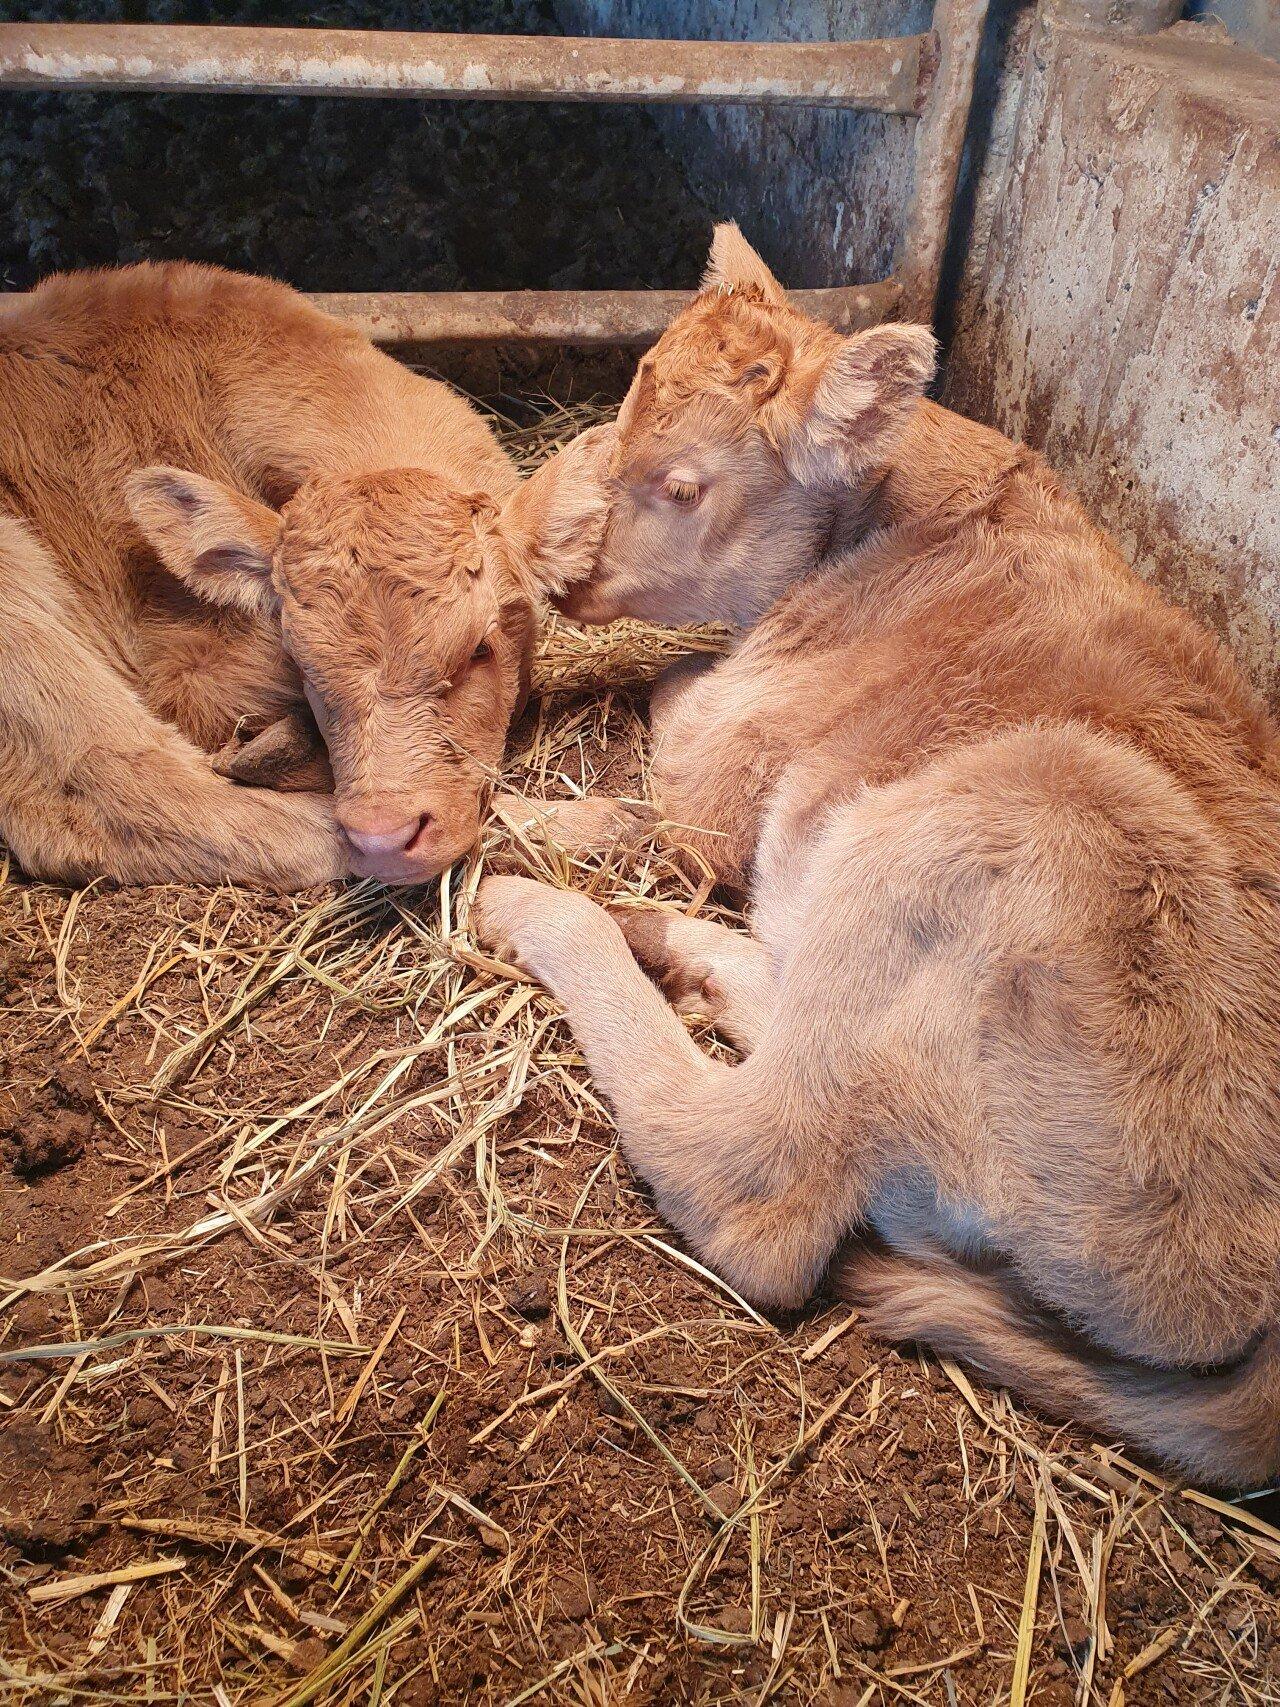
[430,637,492,692]
[664,476,702,507]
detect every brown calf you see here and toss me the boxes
[0,263,597,888]
[476,225,1280,1487]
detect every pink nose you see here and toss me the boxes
[338,812,427,859]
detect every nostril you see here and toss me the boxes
[340,814,425,858]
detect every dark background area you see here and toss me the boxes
[0,0,714,294]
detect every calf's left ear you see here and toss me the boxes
[783,323,937,489]
[498,425,614,599]
[701,221,787,306]
[127,467,283,619]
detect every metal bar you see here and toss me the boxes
[894,0,993,322]
[305,282,903,347]
[0,23,935,115]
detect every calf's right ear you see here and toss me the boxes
[127,467,283,620]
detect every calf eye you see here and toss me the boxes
[471,640,492,662]
[664,476,701,507]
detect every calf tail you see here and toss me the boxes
[836,1242,1280,1490]
[0,514,349,889]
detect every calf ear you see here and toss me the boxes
[783,323,937,488]
[701,221,787,306]
[127,467,282,619]
[499,425,614,599]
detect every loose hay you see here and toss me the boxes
[2,402,1279,1705]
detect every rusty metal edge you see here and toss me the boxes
[0,22,933,115]
[303,282,904,346]
[895,0,995,323]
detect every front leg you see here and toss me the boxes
[492,793,656,860]
[471,876,850,1310]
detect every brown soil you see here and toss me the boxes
[2,416,1279,1704]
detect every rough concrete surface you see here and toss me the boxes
[947,19,1280,703]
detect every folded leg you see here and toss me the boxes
[610,906,775,1053]
[0,514,348,888]
[472,874,863,1308]
[491,792,656,858]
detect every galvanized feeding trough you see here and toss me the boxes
[0,5,989,341]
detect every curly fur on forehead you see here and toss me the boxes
[277,469,497,601]
[275,467,508,693]
[620,286,846,457]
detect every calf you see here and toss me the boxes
[0,263,597,888]
[477,225,1280,1486]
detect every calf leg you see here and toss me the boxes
[610,907,775,1053]
[473,874,873,1308]
[491,792,657,859]
[495,659,742,884]
[213,706,331,793]
[471,746,1038,1312]
[0,516,350,888]
[139,607,305,756]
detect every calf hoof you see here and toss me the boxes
[214,708,328,792]
[610,906,720,1018]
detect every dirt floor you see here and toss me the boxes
[3,408,1280,1704]
[1,0,714,295]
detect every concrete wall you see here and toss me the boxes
[946,19,1280,703]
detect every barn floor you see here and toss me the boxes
[3,406,1280,1706]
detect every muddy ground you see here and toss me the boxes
[2,0,713,295]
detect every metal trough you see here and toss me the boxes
[0,8,991,336]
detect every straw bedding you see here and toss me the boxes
[1,401,1278,1704]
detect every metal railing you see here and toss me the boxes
[0,8,991,341]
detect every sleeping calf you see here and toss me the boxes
[0,263,594,888]
[477,225,1280,1488]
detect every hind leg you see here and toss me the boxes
[473,723,1262,1411]
[610,907,775,1053]
[471,729,1119,1314]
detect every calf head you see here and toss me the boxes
[128,461,594,884]
[545,224,938,628]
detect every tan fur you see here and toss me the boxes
[0,262,592,888]
[476,226,1280,1487]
